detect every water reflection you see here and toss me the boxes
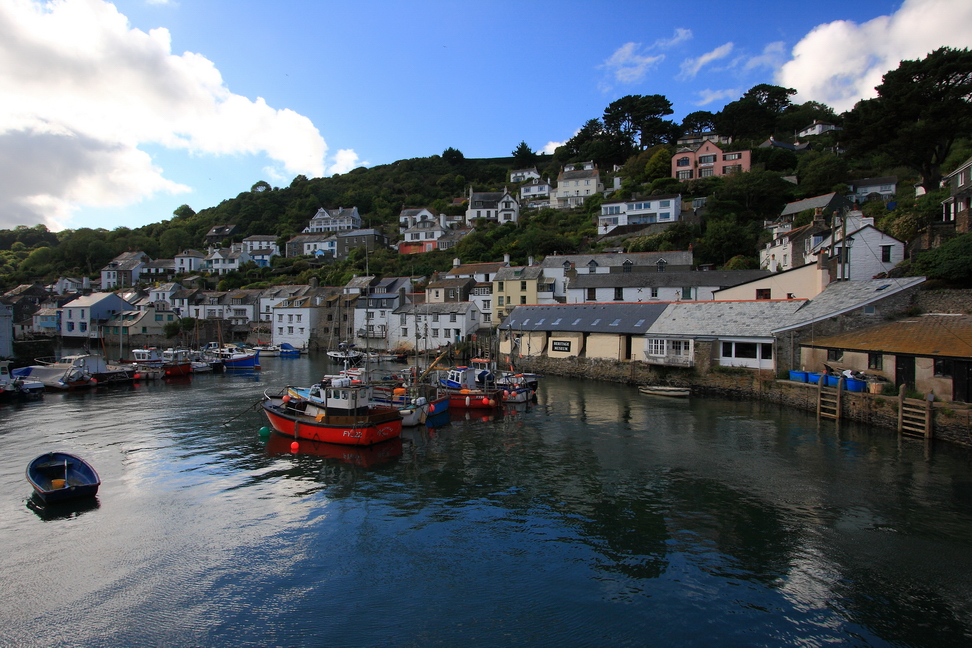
[1,359,972,646]
[26,493,101,521]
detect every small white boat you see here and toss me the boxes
[0,360,44,400]
[253,344,280,357]
[639,385,690,398]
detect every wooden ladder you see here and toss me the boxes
[817,375,842,421]
[898,385,934,439]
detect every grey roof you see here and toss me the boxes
[345,276,377,289]
[779,193,844,217]
[540,251,694,269]
[395,302,475,315]
[445,261,508,277]
[852,176,897,188]
[427,277,476,289]
[494,266,544,281]
[499,303,668,334]
[559,168,599,181]
[571,270,771,289]
[773,277,926,333]
[649,300,808,338]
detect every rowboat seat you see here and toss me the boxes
[37,461,72,470]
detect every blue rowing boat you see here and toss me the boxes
[26,452,101,503]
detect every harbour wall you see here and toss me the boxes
[506,354,972,448]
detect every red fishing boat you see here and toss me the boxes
[262,378,402,446]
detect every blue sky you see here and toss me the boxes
[2,0,971,233]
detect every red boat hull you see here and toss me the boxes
[444,389,504,409]
[262,398,402,446]
[163,362,193,377]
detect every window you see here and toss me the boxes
[287,326,294,334]
[647,339,665,356]
[432,329,439,337]
[761,344,773,360]
[400,314,407,324]
[723,165,742,174]
[520,281,527,291]
[756,288,771,300]
[677,170,693,180]
[586,288,596,301]
[79,322,87,332]
[614,287,624,301]
[827,349,844,362]
[723,152,742,160]
[401,328,407,337]
[868,353,883,371]
[449,314,457,322]
[881,245,893,263]
[520,296,526,305]
[681,287,693,300]
[498,296,505,307]
[699,154,716,164]
[155,314,163,321]
[650,287,659,299]
[67,322,75,332]
[498,281,504,291]
[699,167,714,178]
[934,359,953,377]
[622,261,632,273]
[676,157,690,167]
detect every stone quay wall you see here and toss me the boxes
[506,354,972,448]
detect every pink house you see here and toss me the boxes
[671,141,751,181]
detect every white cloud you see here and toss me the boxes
[0,0,327,230]
[744,41,786,72]
[327,149,364,175]
[601,42,665,87]
[541,140,564,155]
[679,42,734,80]
[777,0,972,112]
[693,88,741,106]
[652,28,692,49]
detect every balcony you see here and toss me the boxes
[643,353,695,368]
[357,326,388,339]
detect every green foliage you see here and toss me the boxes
[911,232,972,286]
[843,47,972,190]
[163,321,181,338]
[511,141,537,169]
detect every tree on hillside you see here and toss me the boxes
[680,111,716,136]
[511,141,537,169]
[842,47,972,192]
[602,94,678,149]
[714,84,796,140]
[442,147,465,165]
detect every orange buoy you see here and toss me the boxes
[481,397,489,406]
[290,441,299,453]
[282,394,291,403]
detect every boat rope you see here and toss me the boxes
[222,398,264,427]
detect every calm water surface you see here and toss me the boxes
[2,355,972,647]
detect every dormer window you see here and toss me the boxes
[587,260,597,274]
[622,260,632,273]
[656,259,667,272]
[563,260,571,270]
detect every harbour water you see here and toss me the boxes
[2,355,972,647]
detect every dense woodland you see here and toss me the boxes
[2,47,972,292]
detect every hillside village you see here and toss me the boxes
[3,49,972,408]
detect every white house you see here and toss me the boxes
[598,195,682,234]
[465,188,520,225]
[567,270,771,303]
[205,247,251,275]
[352,277,414,349]
[398,207,438,233]
[304,206,361,233]
[100,251,148,289]
[259,285,312,322]
[175,249,206,274]
[60,292,133,340]
[797,121,841,138]
[812,210,905,280]
[272,289,329,349]
[510,167,540,183]
[850,176,897,202]
[243,235,280,267]
[538,251,695,303]
[552,161,603,209]
[519,177,553,208]
[388,302,480,353]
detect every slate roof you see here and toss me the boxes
[571,270,771,289]
[773,277,926,332]
[345,276,377,290]
[540,251,694,269]
[395,302,476,315]
[427,277,476,290]
[445,261,508,277]
[494,266,544,282]
[499,303,668,334]
[802,315,972,359]
[559,168,599,181]
[779,193,846,218]
[648,300,808,338]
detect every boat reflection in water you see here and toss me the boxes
[26,492,101,521]
[264,432,403,467]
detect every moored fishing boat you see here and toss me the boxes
[0,360,44,400]
[202,343,260,369]
[437,365,504,409]
[26,452,101,503]
[119,347,164,368]
[278,342,301,357]
[263,377,402,445]
[13,355,99,390]
[253,344,280,357]
[370,380,450,426]
[326,342,363,365]
[161,348,193,377]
